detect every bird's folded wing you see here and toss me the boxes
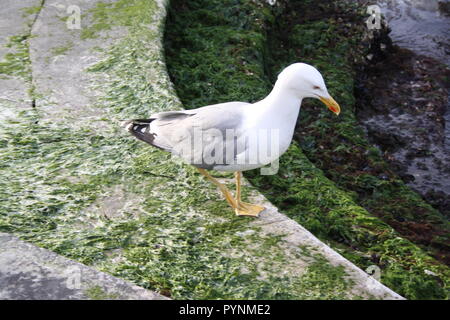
[145,102,251,167]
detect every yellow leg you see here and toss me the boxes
[197,168,237,209]
[197,169,265,217]
[234,171,265,217]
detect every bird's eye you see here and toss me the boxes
[313,85,320,90]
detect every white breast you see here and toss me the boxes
[214,96,301,172]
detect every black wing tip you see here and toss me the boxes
[121,119,155,131]
[122,119,164,150]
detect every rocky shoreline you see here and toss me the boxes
[356,45,450,220]
[354,0,450,220]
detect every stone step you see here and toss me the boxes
[0,233,168,299]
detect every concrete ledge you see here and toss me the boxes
[0,233,168,300]
[239,191,404,300]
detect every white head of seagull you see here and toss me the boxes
[271,63,341,115]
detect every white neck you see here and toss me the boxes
[251,82,303,128]
[242,83,304,156]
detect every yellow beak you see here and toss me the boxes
[319,96,341,116]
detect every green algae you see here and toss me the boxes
[0,34,32,80]
[163,0,449,299]
[0,0,358,300]
[50,42,73,56]
[0,1,44,98]
[80,0,157,40]
[164,0,271,107]
[84,285,120,300]
[21,5,43,17]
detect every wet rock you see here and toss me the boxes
[424,190,450,218]
[399,173,415,183]
[367,128,406,152]
[438,0,450,16]
[416,161,428,171]
[362,16,393,64]
[406,148,429,159]
[356,45,450,219]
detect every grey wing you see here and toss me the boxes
[171,102,250,168]
[125,102,250,167]
[124,111,194,151]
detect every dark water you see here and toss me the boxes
[377,0,450,150]
[357,0,450,212]
[377,0,450,66]
[381,1,450,149]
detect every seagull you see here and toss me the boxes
[124,63,340,217]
